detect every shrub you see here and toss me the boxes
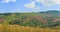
[9,20,20,25]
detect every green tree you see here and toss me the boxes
[24,19,46,27]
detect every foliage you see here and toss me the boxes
[0,11,60,28]
[9,20,20,25]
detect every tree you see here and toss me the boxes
[24,19,47,27]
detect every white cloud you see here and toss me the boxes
[24,1,40,10]
[24,0,60,11]
[35,0,60,6]
[11,0,16,2]
[54,0,60,4]
[1,0,16,3]
[24,1,35,8]
[24,0,60,9]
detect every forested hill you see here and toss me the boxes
[0,10,60,28]
[0,10,60,15]
[40,10,60,15]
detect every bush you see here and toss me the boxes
[24,19,47,27]
[9,20,20,25]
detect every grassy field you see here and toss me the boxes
[0,25,60,32]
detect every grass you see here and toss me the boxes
[0,24,60,32]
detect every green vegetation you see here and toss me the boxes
[0,10,60,32]
[0,10,60,28]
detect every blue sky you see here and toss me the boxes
[0,0,60,13]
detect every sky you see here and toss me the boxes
[0,0,60,13]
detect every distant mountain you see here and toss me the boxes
[39,10,60,16]
[40,10,60,14]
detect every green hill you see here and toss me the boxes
[0,10,60,28]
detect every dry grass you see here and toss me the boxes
[0,24,60,32]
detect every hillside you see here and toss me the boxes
[0,10,60,28]
[0,10,60,32]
